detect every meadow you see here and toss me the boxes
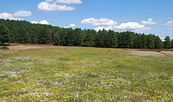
[0,45,173,101]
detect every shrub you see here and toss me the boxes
[0,46,9,50]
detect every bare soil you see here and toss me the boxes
[130,50,173,56]
[0,44,58,53]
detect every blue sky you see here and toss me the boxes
[0,0,173,39]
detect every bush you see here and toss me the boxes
[0,46,9,50]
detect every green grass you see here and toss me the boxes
[0,47,173,101]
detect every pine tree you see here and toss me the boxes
[65,28,75,46]
[53,31,60,45]
[73,28,84,46]
[107,30,118,48]
[154,36,163,49]
[95,29,107,47]
[0,24,9,44]
[146,34,154,49]
[163,36,171,49]
[118,31,134,48]
[133,34,147,48]
[82,29,97,47]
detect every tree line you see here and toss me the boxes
[0,19,173,49]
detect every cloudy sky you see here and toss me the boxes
[0,0,173,38]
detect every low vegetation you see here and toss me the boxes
[0,46,9,50]
[0,46,173,101]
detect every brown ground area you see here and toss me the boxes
[0,44,59,53]
[1,44,173,56]
[130,51,173,56]
[8,44,57,50]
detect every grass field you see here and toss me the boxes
[0,45,173,101]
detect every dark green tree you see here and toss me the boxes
[82,29,97,47]
[0,24,9,44]
[146,34,155,49]
[95,29,107,47]
[37,26,52,44]
[163,36,171,49]
[73,28,84,46]
[65,28,75,46]
[133,34,147,48]
[107,30,118,48]
[53,29,61,45]
[95,29,118,48]
[57,28,67,46]
[154,36,163,49]
[118,31,134,48]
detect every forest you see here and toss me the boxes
[0,19,173,49]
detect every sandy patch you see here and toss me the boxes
[8,45,44,50]
[161,51,173,56]
[131,51,173,56]
[0,44,83,53]
[0,44,59,53]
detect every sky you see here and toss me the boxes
[0,0,173,39]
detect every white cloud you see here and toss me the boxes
[46,0,54,2]
[38,1,75,11]
[13,11,32,17]
[81,18,117,26]
[0,12,14,19]
[165,20,173,26]
[0,12,21,20]
[114,22,150,32]
[40,20,49,24]
[81,18,151,32]
[31,20,49,25]
[31,21,39,24]
[95,26,113,31]
[142,18,156,25]
[65,24,76,28]
[0,11,32,20]
[56,0,82,4]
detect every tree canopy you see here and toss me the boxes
[0,24,9,44]
[0,19,171,49]
[164,36,171,49]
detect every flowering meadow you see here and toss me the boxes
[0,47,173,101]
